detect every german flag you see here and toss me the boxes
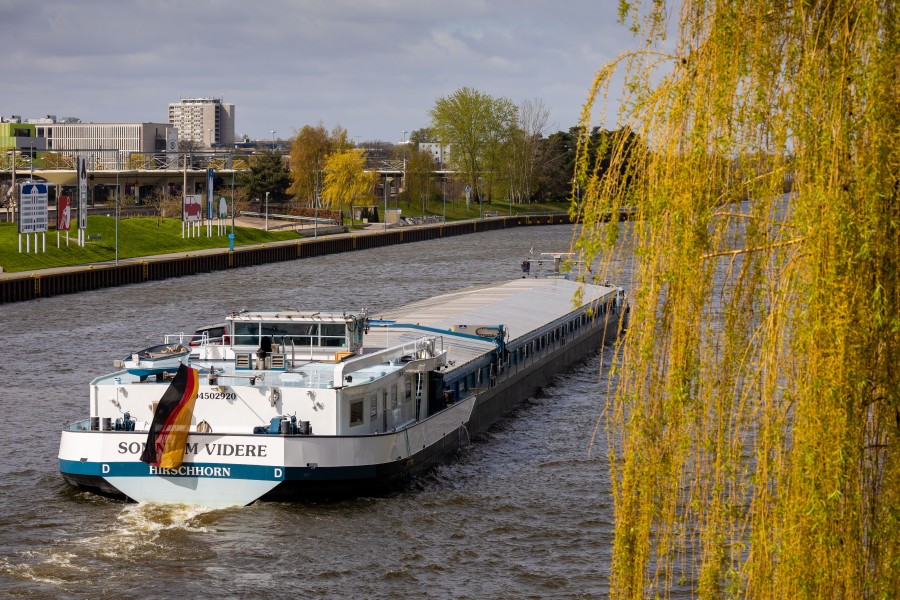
[140,364,200,469]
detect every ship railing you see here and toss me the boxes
[163,332,227,348]
[332,335,444,386]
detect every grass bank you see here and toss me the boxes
[0,217,301,273]
[1,200,571,274]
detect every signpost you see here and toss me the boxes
[183,194,202,238]
[206,168,214,237]
[57,195,71,247]
[78,157,87,246]
[18,181,49,253]
[218,196,228,236]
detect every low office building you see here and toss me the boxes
[36,121,176,169]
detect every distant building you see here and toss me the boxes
[168,97,235,149]
[419,142,451,169]
[36,121,176,169]
[0,121,45,155]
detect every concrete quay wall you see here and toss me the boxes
[0,214,571,304]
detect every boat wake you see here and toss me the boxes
[117,502,217,533]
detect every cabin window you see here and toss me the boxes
[233,322,259,346]
[321,323,346,347]
[405,378,412,399]
[266,322,317,346]
[350,401,364,427]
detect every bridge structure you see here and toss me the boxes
[0,151,457,224]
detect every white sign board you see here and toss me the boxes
[183,195,202,222]
[218,197,228,219]
[18,182,49,234]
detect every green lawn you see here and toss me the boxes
[1,200,571,274]
[0,217,302,273]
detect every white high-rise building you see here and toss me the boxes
[168,97,235,149]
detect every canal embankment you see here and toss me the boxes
[0,214,573,304]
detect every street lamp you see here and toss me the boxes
[271,130,276,150]
[314,170,320,239]
[265,191,269,231]
[401,131,408,201]
[115,167,119,265]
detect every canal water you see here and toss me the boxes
[0,225,626,598]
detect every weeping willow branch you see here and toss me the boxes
[701,236,807,260]
[576,1,900,598]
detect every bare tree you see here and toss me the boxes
[509,98,551,203]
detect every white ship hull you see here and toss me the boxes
[60,397,476,507]
[59,278,626,507]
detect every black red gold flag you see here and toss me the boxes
[140,364,199,469]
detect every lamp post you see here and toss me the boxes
[271,130,276,151]
[383,174,388,232]
[115,165,119,265]
[314,170,320,239]
[401,131,407,201]
[442,175,446,223]
[265,191,269,231]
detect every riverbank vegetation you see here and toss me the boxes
[575,0,898,597]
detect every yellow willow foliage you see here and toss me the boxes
[574,1,899,597]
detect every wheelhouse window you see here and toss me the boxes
[321,323,346,347]
[234,322,259,346]
[350,400,364,427]
[265,322,317,346]
[233,321,348,347]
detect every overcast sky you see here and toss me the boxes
[2,1,638,143]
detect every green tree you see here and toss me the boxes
[238,151,291,204]
[287,123,350,203]
[402,149,437,210]
[408,128,435,144]
[429,87,518,206]
[320,149,377,225]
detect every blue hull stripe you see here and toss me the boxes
[59,459,282,481]
[59,459,379,482]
